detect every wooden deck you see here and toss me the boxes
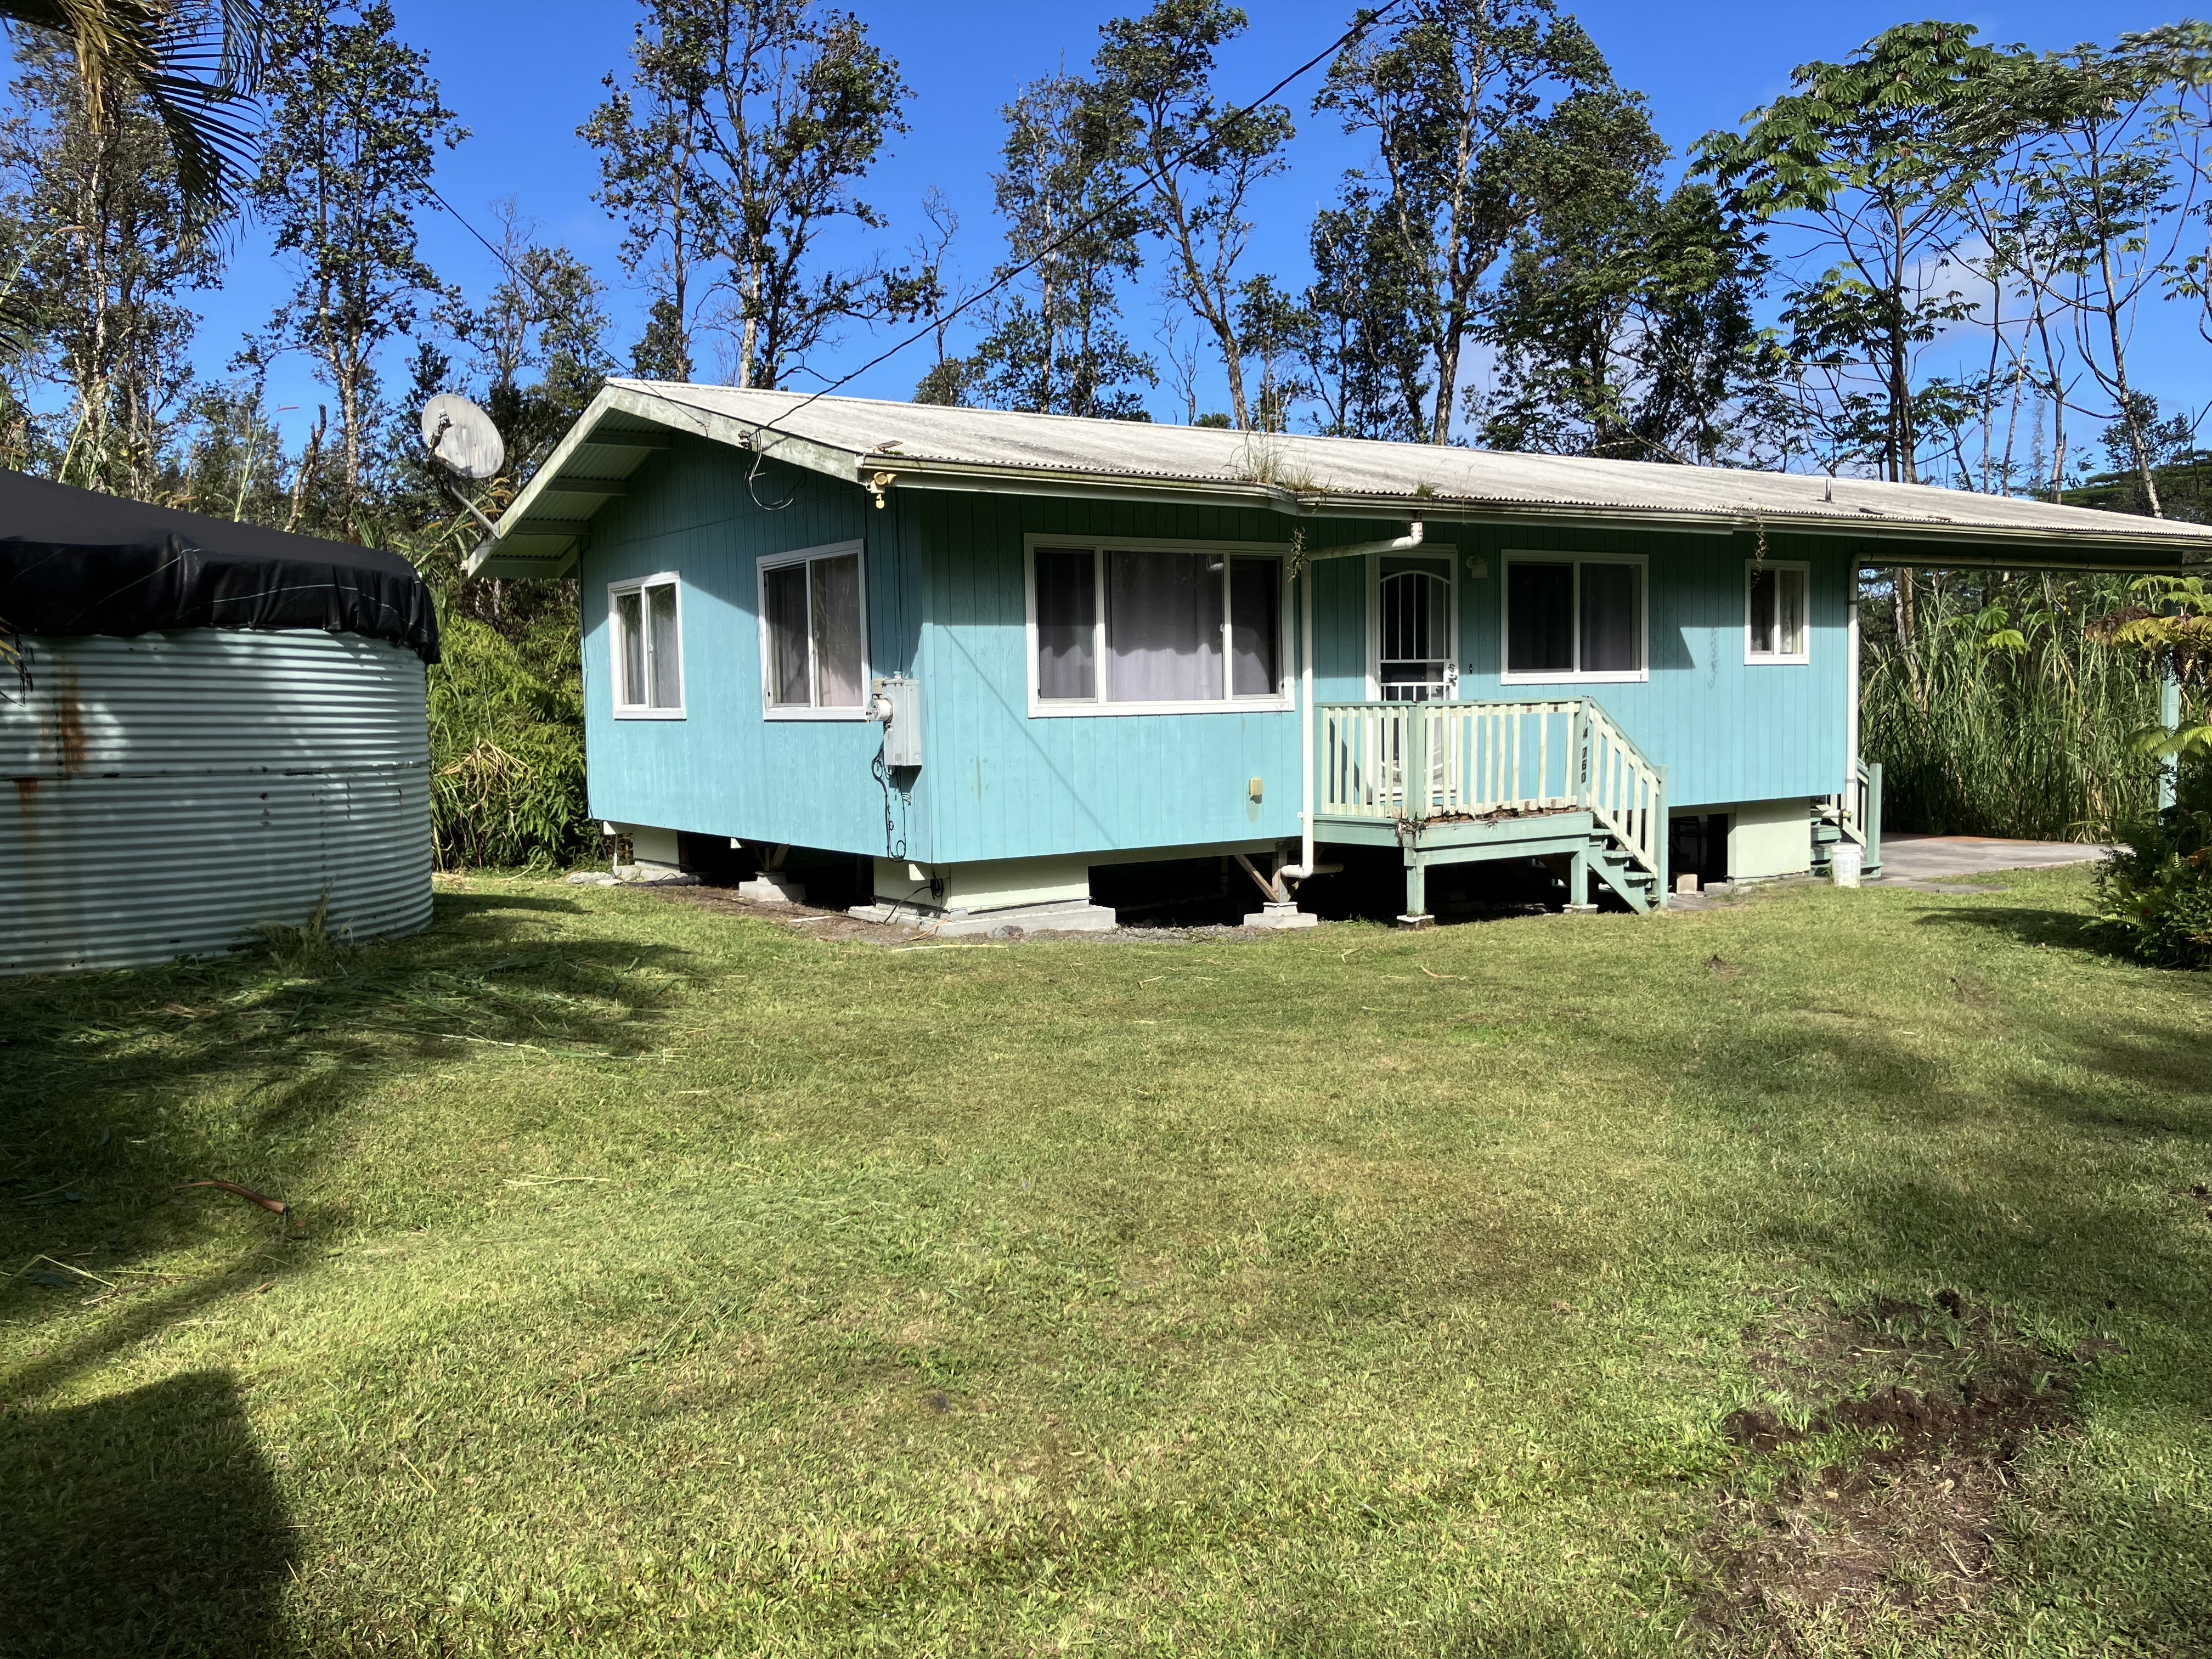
[1312,699,1669,916]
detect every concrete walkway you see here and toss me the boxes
[1872,833,2113,883]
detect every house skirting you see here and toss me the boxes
[852,855,1118,935]
[1669,798,1814,882]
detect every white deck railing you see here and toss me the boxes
[1317,698,1667,878]
[1829,756,1883,871]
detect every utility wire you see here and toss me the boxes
[425,3,1406,494]
[751,1,1404,445]
[426,182,573,320]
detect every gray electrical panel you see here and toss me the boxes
[870,674,923,768]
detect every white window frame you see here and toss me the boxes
[1745,559,1812,665]
[1498,551,1650,686]
[1365,549,1461,701]
[608,571,686,720]
[1022,533,1297,718]
[758,539,870,722]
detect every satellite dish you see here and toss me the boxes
[420,393,505,481]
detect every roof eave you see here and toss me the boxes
[465,386,2212,578]
[879,462,2209,567]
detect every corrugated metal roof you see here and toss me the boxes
[470,379,2212,577]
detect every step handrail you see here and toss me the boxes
[1316,697,1668,883]
[1834,756,1882,873]
[1573,699,1666,881]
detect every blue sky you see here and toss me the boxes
[31,2,2212,448]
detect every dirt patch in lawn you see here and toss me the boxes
[1693,1286,2119,1655]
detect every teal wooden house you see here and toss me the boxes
[469,384,2210,930]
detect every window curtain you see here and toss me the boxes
[1579,563,1641,673]
[1750,566,1778,654]
[1035,548,1097,699]
[645,583,680,707]
[809,553,864,707]
[1228,557,1279,696]
[1107,549,1222,701]
[616,589,646,704]
[764,563,810,706]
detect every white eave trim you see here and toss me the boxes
[467,382,2212,578]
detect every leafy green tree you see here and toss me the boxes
[1090,0,1291,431]
[1298,185,1431,441]
[0,0,262,222]
[1695,22,2020,484]
[1316,0,1639,444]
[1230,274,1307,433]
[2066,393,2209,520]
[456,204,617,465]
[956,71,1154,419]
[2005,41,2188,515]
[245,0,461,540]
[0,37,216,495]
[170,376,288,521]
[1475,177,1786,465]
[582,0,922,390]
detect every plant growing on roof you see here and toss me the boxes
[582,0,928,392]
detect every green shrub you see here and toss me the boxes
[2096,761,2212,968]
[426,610,594,871]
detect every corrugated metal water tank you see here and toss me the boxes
[1,630,432,974]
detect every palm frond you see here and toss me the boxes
[0,0,263,221]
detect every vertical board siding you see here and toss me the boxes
[922,494,1332,864]
[579,437,930,859]
[1447,525,1850,810]
[585,441,1855,868]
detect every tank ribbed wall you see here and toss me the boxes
[1,630,432,975]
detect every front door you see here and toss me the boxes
[1378,557,1455,702]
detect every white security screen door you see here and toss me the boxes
[1379,559,1454,702]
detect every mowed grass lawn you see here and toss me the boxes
[3,867,2210,1657]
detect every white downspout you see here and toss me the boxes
[1277,520,1425,891]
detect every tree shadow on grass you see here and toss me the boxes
[0,1369,292,1659]
[1686,952,2212,1328]
[1914,900,2156,966]
[0,885,704,1365]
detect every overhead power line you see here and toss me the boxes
[752,0,1407,445]
[426,2,1408,468]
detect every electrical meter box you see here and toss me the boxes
[870,674,923,769]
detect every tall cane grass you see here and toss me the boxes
[426,610,595,870]
[1861,572,2168,839]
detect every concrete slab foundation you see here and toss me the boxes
[1872,834,2113,882]
[737,872,808,905]
[849,896,1120,936]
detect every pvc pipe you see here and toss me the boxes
[1278,522,1425,887]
